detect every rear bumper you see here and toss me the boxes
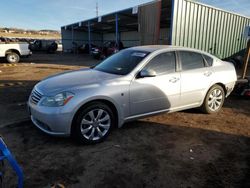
[225,81,236,97]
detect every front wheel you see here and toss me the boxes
[201,84,225,114]
[72,102,114,144]
[6,52,20,63]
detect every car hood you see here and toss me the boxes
[36,68,120,95]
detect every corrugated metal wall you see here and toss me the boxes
[138,1,161,45]
[159,28,170,44]
[103,33,116,43]
[171,0,250,59]
[61,29,74,52]
[120,31,140,47]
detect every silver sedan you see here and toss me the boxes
[28,46,237,144]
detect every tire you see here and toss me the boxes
[201,84,225,114]
[72,102,115,144]
[6,52,20,63]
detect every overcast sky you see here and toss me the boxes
[0,0,249,30]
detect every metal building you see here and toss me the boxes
[61,0,250,59]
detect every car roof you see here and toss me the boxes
[129,45,213,56]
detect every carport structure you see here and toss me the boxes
[62,0,250,59]
[63,8,138,47]
[61,0,171,52]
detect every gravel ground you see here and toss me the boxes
[0,53,249,188]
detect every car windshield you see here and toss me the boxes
[94,49,150,75]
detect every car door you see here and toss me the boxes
[178,51,214,107]
[129,51,181,116]
[0,44,3,57]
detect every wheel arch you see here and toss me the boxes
[214,83,227,94]
[5,49,21,56]
[201,83,227,105]
[200,83,226,113]
[70,99,119,135]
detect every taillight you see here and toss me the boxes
[244,90,250,96]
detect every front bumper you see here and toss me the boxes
[28,101,72,136]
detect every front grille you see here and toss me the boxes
[30,89,43,104]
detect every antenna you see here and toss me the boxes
[96,1,98,17]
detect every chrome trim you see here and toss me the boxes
[30,89,43,104]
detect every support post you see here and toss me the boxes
[88,21,91,54]
[169,0,175,45]
[115,13,119,45]
[242,39,250,79]
[71,26,74,47]
[156,0,162,45]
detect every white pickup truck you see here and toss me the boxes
[0,42,32,63]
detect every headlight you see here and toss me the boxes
[41,92,74,107]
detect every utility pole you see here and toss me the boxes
[96,1,98,17]
[242,39,250,79]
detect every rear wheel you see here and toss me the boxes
[201,84,225,114]
[72,102,114,144]
[6,52,20,63]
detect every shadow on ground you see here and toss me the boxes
[0,119,249,188]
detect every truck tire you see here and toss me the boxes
[6,52,20,63]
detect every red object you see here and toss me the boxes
[63,96,74,105]
[244,90,250,96]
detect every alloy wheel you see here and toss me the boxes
[80,109,111,141]
[208,88,223,111]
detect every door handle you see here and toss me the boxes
[204,71,212,77]
[169,77,179,83]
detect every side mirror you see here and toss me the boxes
[139,69,156,78]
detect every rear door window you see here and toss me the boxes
[178,51,205,71]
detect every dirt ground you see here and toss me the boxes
[0,53,250,188]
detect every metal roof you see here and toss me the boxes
[62,0,250,33]
[61,0,173,33]
[63,7,138,33]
